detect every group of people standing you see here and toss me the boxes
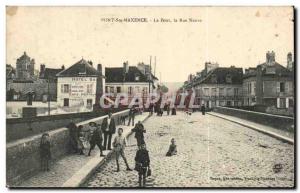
[67,112,117,157]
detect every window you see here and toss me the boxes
[219,88,224,97]
[135,74,140,81]
[226,74,232,83]
[234,88,239,96]
[226,101,232,106]
[211,74,217,83]
[61,84,70,93]
[128,86,133,95]
[251,97,256,102]
[279,98,285,108]
[280,82,285,93]
[63,98,69,107]
[143,87,148,95]
[211,88,217,96]
[234,101,238,106]
[204,88,209,96]
[109,87,114,93]
[105,86,108,93]
[226,88,232,96]
[135,86,140,93]
[117,87,121,93]
[87,84,93,94]
[87,99,93,108]
[219,101,225,106]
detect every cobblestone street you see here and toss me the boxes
[83,112,294,188]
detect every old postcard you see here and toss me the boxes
[6,6,295,188]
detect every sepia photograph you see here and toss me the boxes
[5,6,295,188]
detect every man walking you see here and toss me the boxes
[113,128,132,172]
[87,122,104,157]
[128,107,136,126]
[102,112,116,150]
[131,121,146,147]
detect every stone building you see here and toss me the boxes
[193,66,243,108]
[243,51,294,113]
[105,61,159,105]
[56,59,104,110]
[16,52,35,80]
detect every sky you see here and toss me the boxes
[6,6,294,82]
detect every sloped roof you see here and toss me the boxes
[244,62,293,79]
[194,67,243,85]
[56,59,101,77]
[105,66,150,83]
[42,68,63,79]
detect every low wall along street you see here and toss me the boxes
[213,106,294,132]
[6,108,124,142]
[6,109,130,186]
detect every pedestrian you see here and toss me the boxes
[166,103,170,115]
[128,107,136,126]
[88,122,104,157]
[112,128,132,172]
[171,107,177,115]
[67,122,78,153]
[149,103,154,115]
[166,138,177,156]
[40,133,51,171]
[131,121,146,147]
[201,104,206,115]
[102,112,116,150]
[135,142,150,187]
[77,125,85,155]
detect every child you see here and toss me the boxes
[135,142,150,187]
[77,125,85,155]
[166,138,177,156]
[40,133,51,171]
[113,128,132,172]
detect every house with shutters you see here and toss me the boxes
[192,66,243,108]
[243,51,294,110]
[105,61,159,105]
[56,59,104,110]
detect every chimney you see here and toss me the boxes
[97,63,102,74]
[61,65,65,70]
[287,52,293,70]
[123,61,129,74]
[40,64,45,78]
[266,51,275,65]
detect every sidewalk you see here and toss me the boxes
[17,113,150,188]
[207,112,294,144]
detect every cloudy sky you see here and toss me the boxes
[6,6,294,82]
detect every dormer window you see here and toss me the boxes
[135,73,140,81]
[226,74,232,83]
[211,74,217,83]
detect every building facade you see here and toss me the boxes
[56,59,104,110]
[105,61,159,105]
[243,51,294,111]
[193,67,243,108]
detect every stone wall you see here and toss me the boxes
[7,109,123,142]
[213,106,294,131]
[6,109,130,186]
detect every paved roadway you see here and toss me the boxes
[83,112,294,188]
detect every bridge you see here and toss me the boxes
[10,110,294,188]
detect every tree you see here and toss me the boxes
[160,85,169,93]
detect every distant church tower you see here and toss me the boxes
[16,52,35,80]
